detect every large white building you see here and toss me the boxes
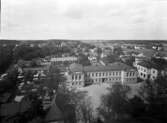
[65,62,137,89]
[135,61,167,81]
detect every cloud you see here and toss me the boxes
[1,0,167,40]
[64,7,84,19]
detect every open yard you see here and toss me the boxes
[78,83,142,116]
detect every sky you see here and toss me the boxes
[1,0,167,40]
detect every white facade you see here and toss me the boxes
[85,70,137,84]
[136,64,158,80]
[65,71,85,89]
[65,63,137,89]
[51,57,78,65]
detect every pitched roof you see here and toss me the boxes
[84,62,134,72]
[45,103,64,122]
[138,61,154,69]
[138,61,167,70]
[69,62,135,72]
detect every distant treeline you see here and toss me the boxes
[0,40,74,74]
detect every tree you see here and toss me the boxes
[78,53,91,66]
[122,56,135,66]
[11,93,45,123]
[43,66,66,93]
[102,54,120,64]
[56,88,94,123]
[24,70,34,82]
[0,45,14,74]
[0,66,19,94]
[98,83,131,122]
[136,76,167,123]
[96,47,102,62]
[113,47,124,56]
[79,97,94,123]
[128,96,146,118]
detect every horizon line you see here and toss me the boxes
[0,39,167,41]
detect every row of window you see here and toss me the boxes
[126,72,135,76]
[138,66,147,72]
[93,78,122,82]
[72,81,83,85]
[140,72,147,78]
[72,74,82,80]
[87,71,121,77]
[125,78,136,82]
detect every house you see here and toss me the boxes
[65,62,137,89]
[101,47,113,58]
[45,103,64,123]
[45,94,64,123]
[88,55,97,65]
[135,60,167,80]
[51,57,78,65]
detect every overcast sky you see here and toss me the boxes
[1,0,167,40]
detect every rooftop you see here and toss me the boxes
[45,103,64,122]
[51,57,78,62]
[69,62,135,73]
[138,60,167,70]
[69,63,83,72]
[138,61,154,69]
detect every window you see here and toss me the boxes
[92,73,94,77]
[103,73,105,76]
[79,75,81,80]
[72,75,74,80]
[132,72,134,76]
[96,73,98,76]
[126,73,128,76]
[99,73,101,76]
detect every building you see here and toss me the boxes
[65,62,137,89]
[135,60,167,80]
[88,55,98,65]
[133,57,146,67]
[51,57,78,65]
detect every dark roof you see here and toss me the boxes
[45,103,64,122]
[138,61,154,69]
[69,62,135,72]
[138,61,167,70]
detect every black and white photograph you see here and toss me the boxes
[0,0,167,123]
